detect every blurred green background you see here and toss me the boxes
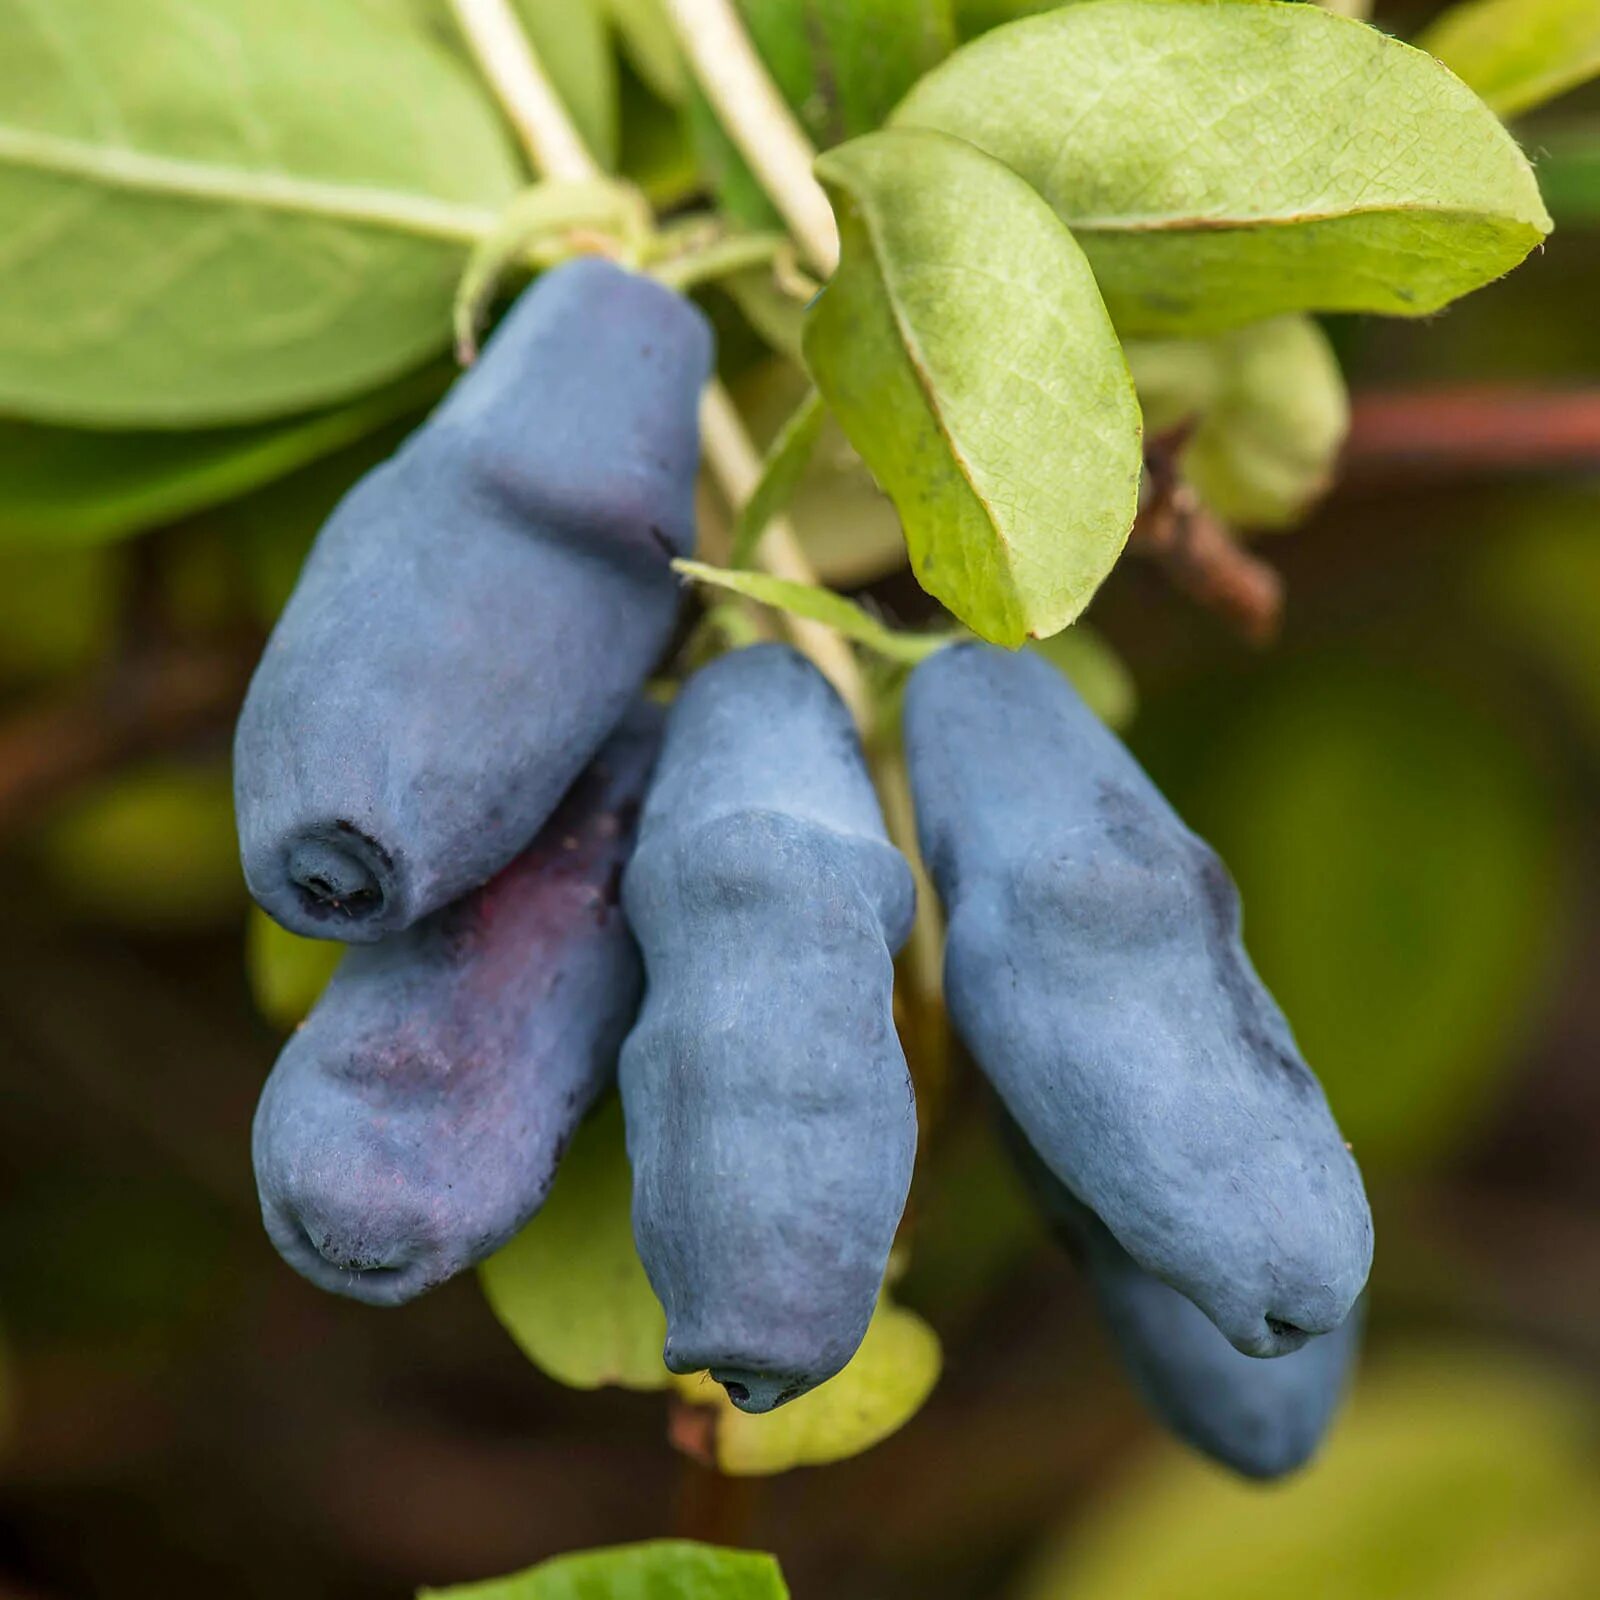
[3,1,1600,1596]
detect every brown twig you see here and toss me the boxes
[668,1397,760,1546]
[1128,429,1285,645]
[0,637,254,834]
[1342,385,1600,480]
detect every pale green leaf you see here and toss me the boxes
[894,0,1551,334]
[673,1298,941,1476]
[731,388,826,567]
[0,0,522,426]
[721,268,807,359]
[0,369,445,549]
[804,127,1142,645]
[419,1541,788,1600]
[1125,317,1350,529]
[1018,1353,1600,1600]
[478,1098,668,1392]
[513,0,620,168]
[1422,0,1600,119]
[1029,624,1137,730]
[246,908,343,1031]
[674,560,952,663]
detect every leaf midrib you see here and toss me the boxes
[1064,197,1550,235]
[0,122,501,245]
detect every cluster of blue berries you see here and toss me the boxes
[236,259,1371,1480]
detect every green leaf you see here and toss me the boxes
[731,389,827,566]
[1028,624,1137,730]
[419,1541,788,1600]
[674,560,951,663]
[0,0,521,427]
[246,908,343,1031]
[513,0,621,169]
[1125,317,1350,529]
[673,1298,941,1475]
[1421,0,1600,119]
[478,1098,668,1391]
[1018,1353,1600,1600]
[894,0,1551,334]
[0,369,446,550]
[804,128,1142,645]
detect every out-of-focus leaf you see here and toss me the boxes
[246,908,343,1031]
[1476,490,1600,740]
[601,0,687,104]
[805,128,1142,645]
[1422,0,1600,119]
[0,0,521,426]
[1527,122,1600,225]
[419,1541,788,1600]
[1029,625,1138,730]
[894,2,1551,334]
[674,560,951,662]
[1017,1352,1600,1600]
[0,371,446,549]
[955,1,1055,41]
[0,545,115,683]
[35,760,244,928]
[479,1098,668,1392]
[1127,317,1350,529]
[731,389,826,566]
[673,1297,941,1475]
[513,0,620,168]
[1177,659,1565,1166]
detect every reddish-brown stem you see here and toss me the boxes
[1343,385,1600,478]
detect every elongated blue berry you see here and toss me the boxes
[620,645,917,1412]
[253,707,660,1305]
[905,643,1371,1357]
[235,259,711,940]
[1007,1115,1360,1479]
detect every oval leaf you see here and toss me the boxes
[0,0,521,426]
[419,1540,788,1600]
[478,1098,668,1392]
[1421,0,1600,119]
[673,1298,941,1476]
[894,0,1551,334]
[803,128,1142,645]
